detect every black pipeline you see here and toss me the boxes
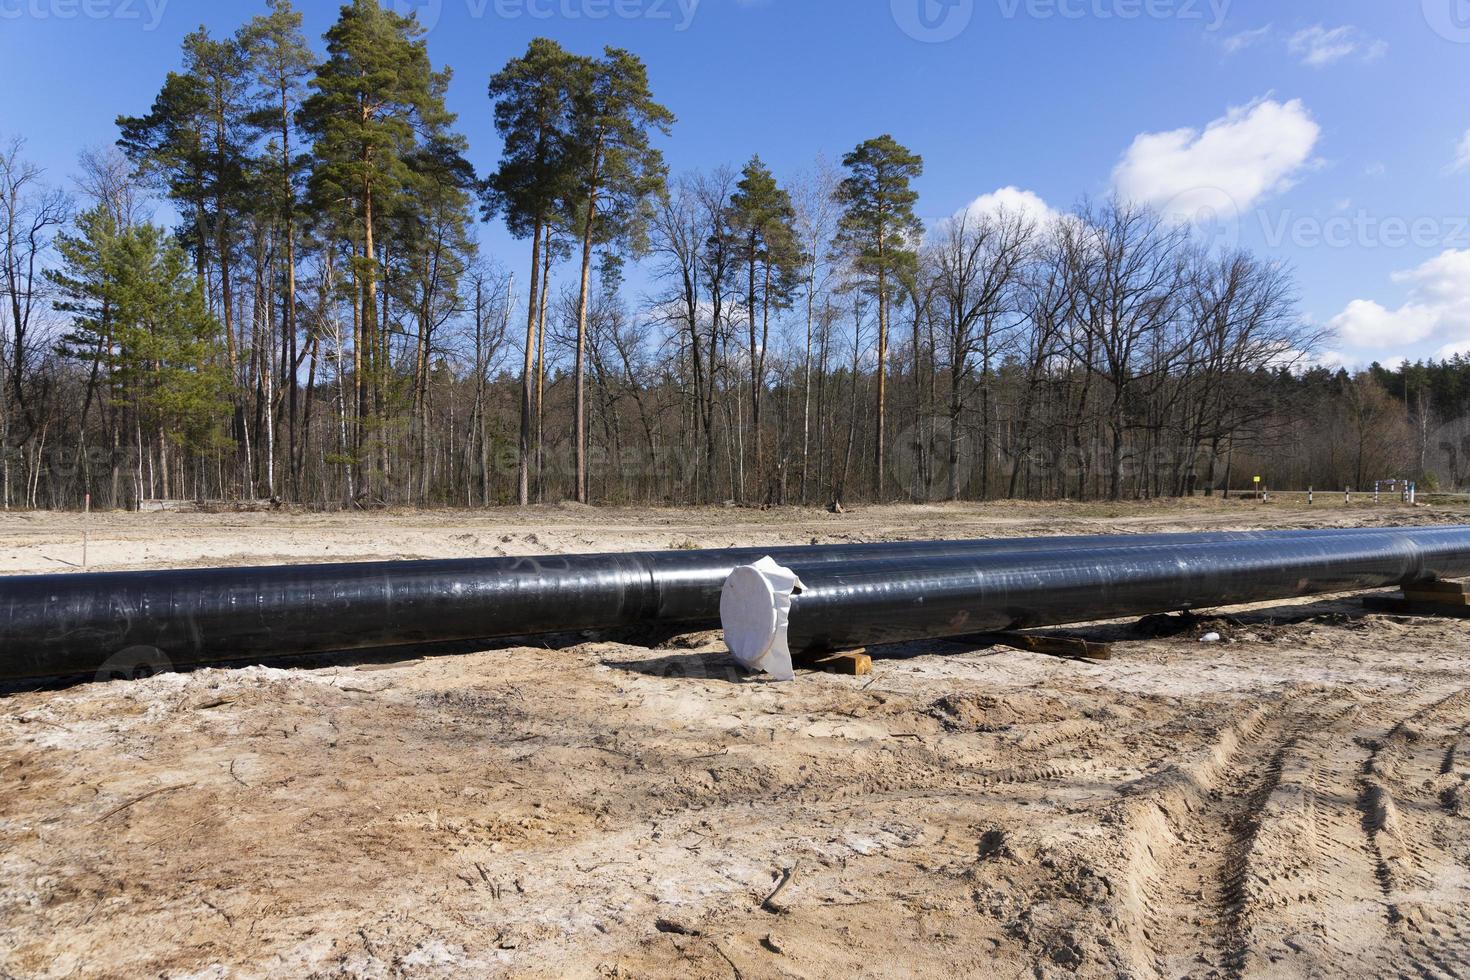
[1,526,1463,682]
[722,527,1470,661]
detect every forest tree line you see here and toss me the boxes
[2,0,1468,511]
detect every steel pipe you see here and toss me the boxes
[2,525,1464,682]
[722,527,1470,663]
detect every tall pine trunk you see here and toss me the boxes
[518,219,542,506]
[535,239,550,502]
[573,161,601,505]
[800,270,814,504]
[360,160,379,501]
[874,251,888,501]
[746,235,759,501]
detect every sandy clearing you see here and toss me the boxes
[2,499,1470,978]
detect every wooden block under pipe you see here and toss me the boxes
[794,649,873,676]
[1403,579,1468,603]
[1403,591,1470,606]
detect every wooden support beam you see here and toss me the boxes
[978,632,1113,662]
[1404,579,1468,596]
[1363,594,1470,618]
[1403,579,1468,605]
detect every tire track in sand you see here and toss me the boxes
[1111,688,1348,979]
[1357,687,1470,980]
[1231,698,1394,976]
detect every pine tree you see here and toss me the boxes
[113,224,231,459]
[241,0,314,495]
[118,26,251,371]
[399,115,477,500]
[117,25,255,501]
[484,38,585,506]
[728,155,800,500]
[564,47,672,503]
[50,209,229,499]
[301,0,453,498]
[835,135,923,499]
[49,206,122,374]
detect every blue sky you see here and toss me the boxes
[4,0,1469,368]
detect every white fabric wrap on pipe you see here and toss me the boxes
[720,557,804,681]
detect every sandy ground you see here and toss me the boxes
[3,499,1470,979]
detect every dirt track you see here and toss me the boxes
[3,500,1470,978]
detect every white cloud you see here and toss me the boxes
[1288,25,1387,68]
[1330,300,1442,348]
[1221,24,1272,54]
[1307,350,1353,372]
[1451,131,1470,174]
[1436,338,1470,360]
[1111,98,1321,221]
[1271,346,1355,373]
[1330,250,1470,349]
[955,186,1059,229]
